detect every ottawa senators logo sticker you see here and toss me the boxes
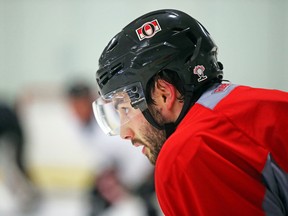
[136,19,161,41]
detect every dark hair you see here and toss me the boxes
[145,69,185,105]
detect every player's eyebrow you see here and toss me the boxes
[113,99,122,110]
[113,92,130,109]
[113,97,127,110]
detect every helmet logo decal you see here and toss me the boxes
[193,65,208,82]
[136,19,161,41]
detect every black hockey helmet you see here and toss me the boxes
[93,9,223,135]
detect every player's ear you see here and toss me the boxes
[155,79,177,110]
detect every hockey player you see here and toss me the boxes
[92,9,288,216]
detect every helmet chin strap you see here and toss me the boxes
[141,91,195,139]
[142,109,165,131]
[164,91,194,138]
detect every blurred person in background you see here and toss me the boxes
[66,81,160,216]
[95,165,147,216]
[0,101,39,215]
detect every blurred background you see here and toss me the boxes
[0,0,287,215]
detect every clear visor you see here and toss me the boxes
[92,83,147,136]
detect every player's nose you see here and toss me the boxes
[120,123,133,140]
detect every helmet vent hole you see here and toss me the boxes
[110,63,123,76]
[134,93,140,99]
[97,63,123,86]
[131,86,138,93]
[99,72,108,86]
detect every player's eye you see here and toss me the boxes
[119,107,129,115]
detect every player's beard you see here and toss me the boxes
[141,105,167,165]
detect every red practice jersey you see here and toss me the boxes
[155,83,288,216]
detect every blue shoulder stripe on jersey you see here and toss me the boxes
[196,83,237,109]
